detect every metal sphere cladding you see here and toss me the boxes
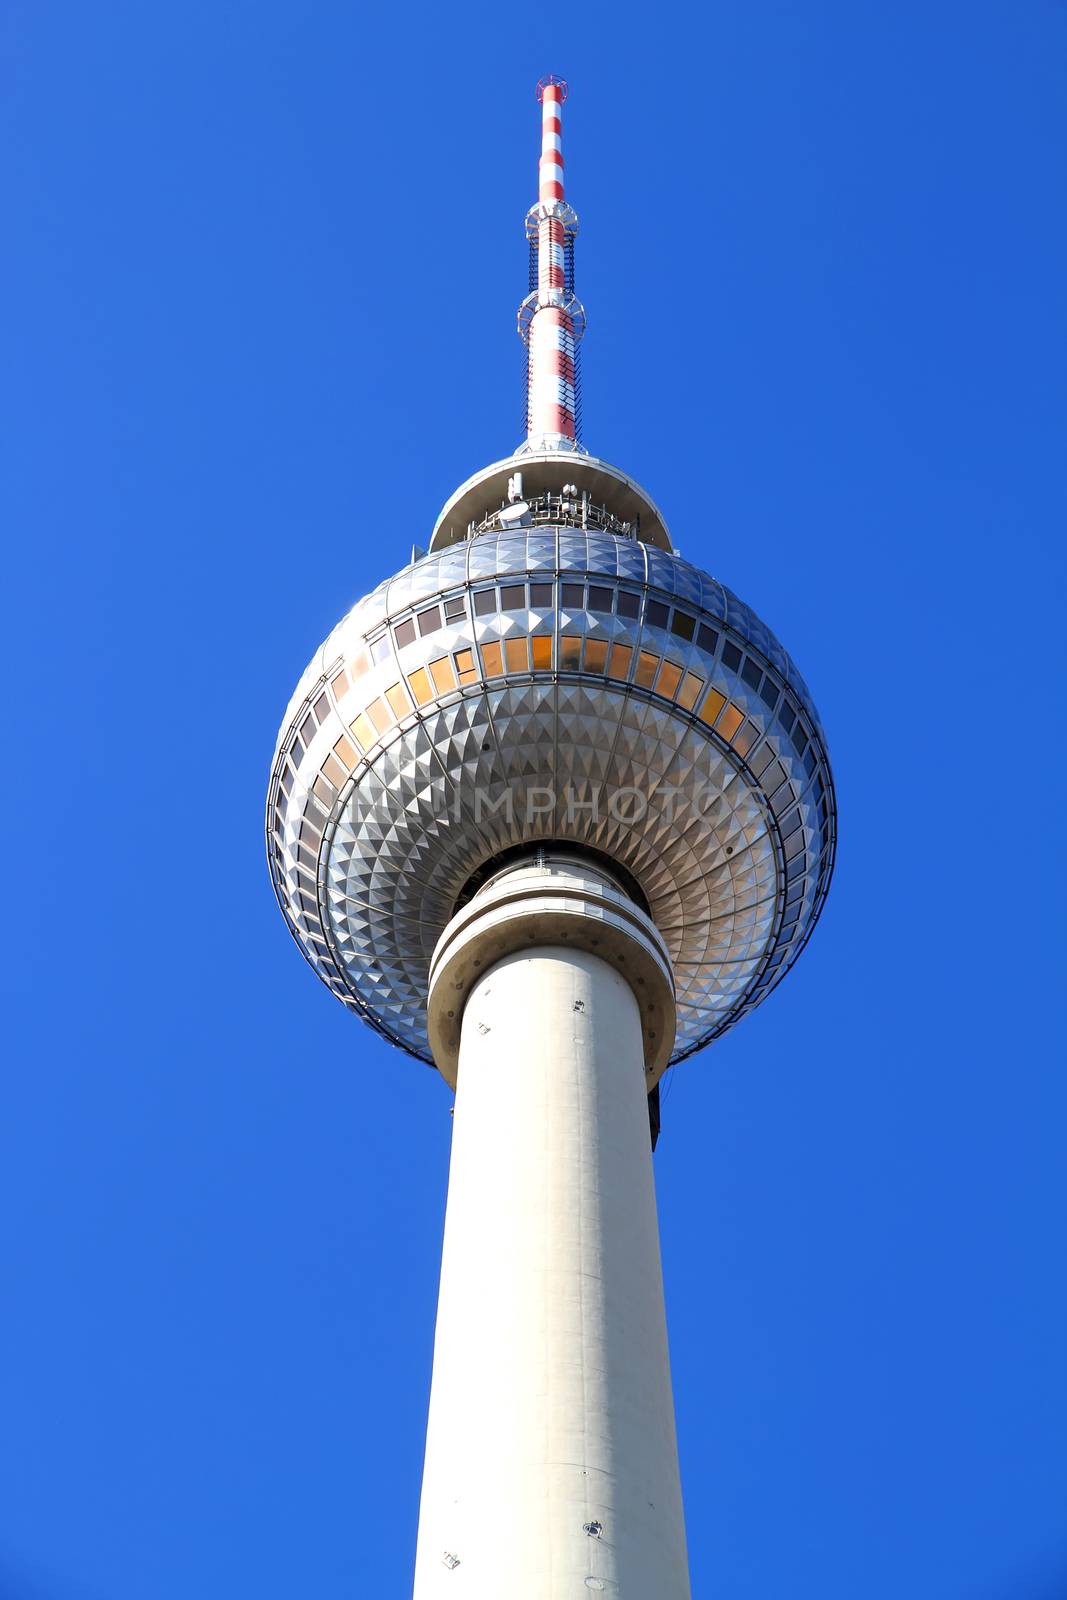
[266,452,836,1066]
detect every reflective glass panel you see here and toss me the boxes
[365,697,391,733]
[531,634,552,669]
[505,636,528,672]
[608,643,633,679]
[635,650,659,688]
[718,703,744,741]
[454,648,477,684]
[480,640,504,676]
[559,634,582,669]
[656,661,683,699]
[429,656,455,693]
[408,667,433,706]
[699,688,727,726]
[584,638,608,673]
[385,682,409,719]
[678,671,703,710]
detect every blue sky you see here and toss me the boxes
[2,3,1065,1596]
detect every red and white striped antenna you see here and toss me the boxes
[518,76,586,453]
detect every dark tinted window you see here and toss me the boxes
[474,589,497,617]
[617,590,641,620]
[670,610,695,642]
[722,641,742,672]
[501,583,526,610]
[561,582,585,607]
[530,582,554,607]
[394,618,416,649]
[741,657,762,691]
[779,703,796,733]
[418,605,442,637]
[443,596,466,622]
[589,585,613,614]
[697,623,719,653]
[759,677,779,709]
[646,599,670,629]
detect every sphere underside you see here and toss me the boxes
[267,530,836,1065]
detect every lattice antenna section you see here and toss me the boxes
[518,76,587,452]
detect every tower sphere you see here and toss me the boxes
[267,442,835,1069]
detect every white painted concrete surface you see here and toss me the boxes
[412,940,690,1598]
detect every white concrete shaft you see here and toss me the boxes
[412,943,690,1599]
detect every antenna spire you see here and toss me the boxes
[518,77,586,453]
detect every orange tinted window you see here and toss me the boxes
[531,634,552,670]
[656,661,682,699]
[385,681,410,719]
[455,648,477,684]
[332,734,357,768]
[559,634,582,669]
[323,753,347,788]
[312,775,334,806]
[505,636,528,673]
[635,650,659,688]
[408,667,433,706]
[718,702,744,741]
[348,648,370,682]
[732,720,756,756]
[350,713,374,750]
[608,643,633,680]
[699,688,726,727]
[584,638,608,673]
[678,671,703,710]
[365,697,391,733]
[481,640,504,677]
[330,668,348,698]
[429,656,455,693]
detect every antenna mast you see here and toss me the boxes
[519,76,587,453]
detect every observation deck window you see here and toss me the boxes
[531,635,552,669]
[697,623,719,654]
[646,600,670,630]
[589,585,613,614]
[418,604,442,637]
[474,588,496,617]
[559,634,582,670]
[617,590,641,620]
[670,610,696,643]
[721,641,742,672]
[608,643,632,679]
[501,583,526,610]
[530,582,553,607]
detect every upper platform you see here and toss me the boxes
[430,451,673,554]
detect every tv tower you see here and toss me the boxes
[267,77,835,1598]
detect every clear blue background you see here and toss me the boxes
[2,3,1064,1595]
